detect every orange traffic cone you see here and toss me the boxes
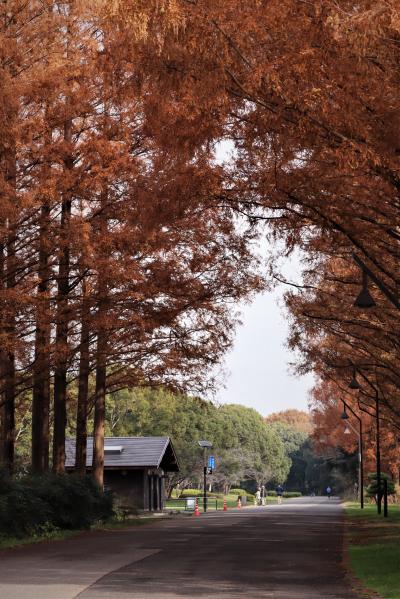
[237,497,242,509]
[194,498,200,516]
[223,497,228,512]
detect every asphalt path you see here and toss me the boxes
[0,497,360,599]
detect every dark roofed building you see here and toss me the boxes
[65,437,179,511]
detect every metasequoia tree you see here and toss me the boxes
[2,0,400,484]
[281,250,400,481]
[187,1,400,465]
[0,0,57,473]
[310,379,400,485]
[285,254,400,416]
[0,0,263,482]
[132,0,400,426]
[155,2,400,311]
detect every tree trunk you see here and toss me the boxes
[1,228,16,475]
[92,328,107,488]
[0,236,14,475]
[32,202,51,473]
[0,143,17,475]
[92,186,108,488]
[52,197,71,473]
[53,119,73,474]
[75,280,91,475]
[0,238,6,469]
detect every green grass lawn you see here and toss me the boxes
[165,494,278,511]
[345,503,400,599]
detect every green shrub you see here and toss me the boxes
[283,491,302,498]
[366,473,396,498]
[267,490,277,496]
[0,478,50,537]
[35,474,113,529]
[179,488,203,497]
[229,488,248,496]
[0,472,113,538]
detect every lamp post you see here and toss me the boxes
[341,401,364,509]
[198,440,212,513]
[348,368,383,515]
[352,256,396,516]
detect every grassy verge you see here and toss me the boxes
[0,516,159,551]
[345,502,400,599]
[0,528,81,550]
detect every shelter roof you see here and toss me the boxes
[65,436,179,471]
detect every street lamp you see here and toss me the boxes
[340,400,364,509]
[348,369,361,390]
[354,269,376,309]
[341,406,349,420]
[348,368,384,514]
[198,440,212,513]
[353,253,399,310]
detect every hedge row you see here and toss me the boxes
[267,491,302,498]
[179,488,256,501]
[0,472,114,537]
[179,488,302,500]
[179,488,203,498]
[229,488,249,496]
[283,492,302,498]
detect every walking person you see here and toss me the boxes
[276,484,284,504]
[255,488,261,506]
[326,485,332,499]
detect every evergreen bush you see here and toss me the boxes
[283,491,302,498]
[229,488,249,496]
[179,488,202,497]
[366,473,395,498]
[0,472,114,537]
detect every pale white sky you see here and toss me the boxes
[217,254,314,417]
[214,141,314,417]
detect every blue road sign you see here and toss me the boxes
[208,455,215,470]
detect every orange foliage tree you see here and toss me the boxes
[0,0,263,483]
[2,0,400,490]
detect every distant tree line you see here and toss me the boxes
[11,385,291,493]
[266,410,359,496]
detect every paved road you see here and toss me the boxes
[0,497,360,599]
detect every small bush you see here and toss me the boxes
[267,490,277,496]
[283,492,302,498]
[366,473,396,498]
[0,472,114,538]
[0,478,50,537]
[229,488,249,496]
[179,488,202,497]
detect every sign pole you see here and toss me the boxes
[203,449,207,513]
